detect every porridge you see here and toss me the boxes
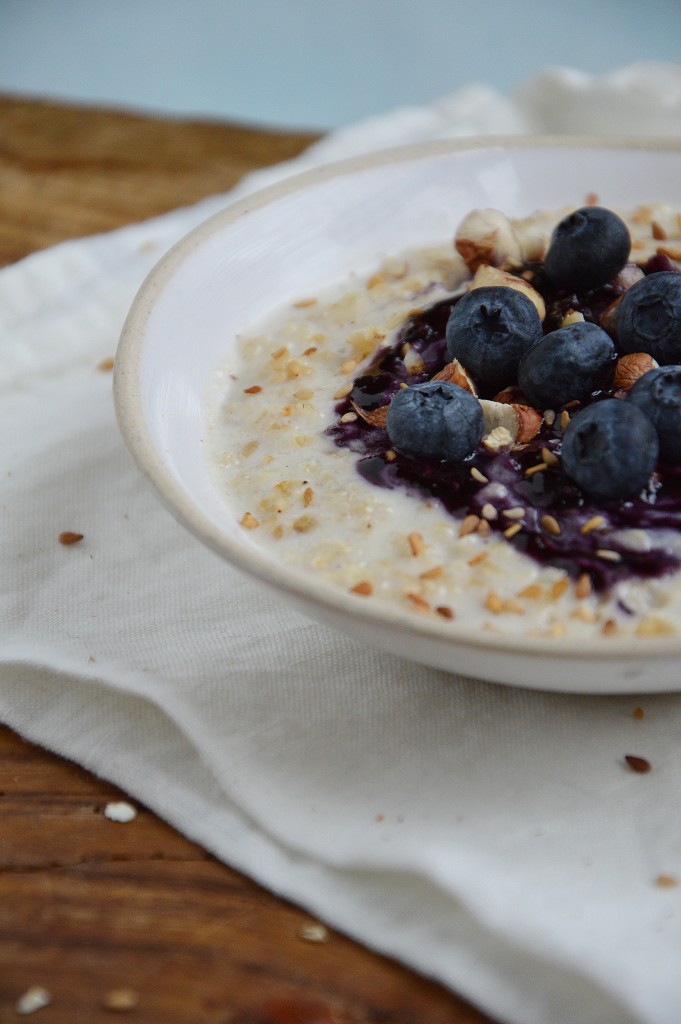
[206,200,681,639]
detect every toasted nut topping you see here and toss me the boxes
[294,297,318,307]
[560,410,571,429]
[613,352,658,391]
[655,874,679,888]
[481,503,497,521]
[240,512,259,529]
[469,264,546,320]
[470,467,489,484]
[97,356,115,371]
[350,400,388,429]
[602,618,618,636]
[518,583,543,600]
[303,487,314,507]
[334,382,353,399]
[431,359,477,394]
[502,506,525,520]
[340,411,358,423]
[454,208,523,271]
[503,522,523,539]
[575,573,592,599]
[483,426,514,453]
[477,519,492,536]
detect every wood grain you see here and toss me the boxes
[0,94,495,1024]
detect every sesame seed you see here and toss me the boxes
[560,410,571,429]
[518,583,544,600]
[525,462,548,476]
[541,447,560,467]
[58,531,84,545]
[351,581,373,596]
[540,514,561,536]
[484,591,504,614]
[340,411,358,423]
[340,359,357,374]
[16,987,52,1015]
[334,382,353,399]
[655,874,679,888]
[104,801,137,823]
[596,549,622,562]
[581,515,605,535]
[240,512,260,530]
[406,592,430,611]
[477,519,491,536]
[481,502,497,521]
[467,551,488,566]
[503,522,523,539]
[458,513,480,536]
[550,577,570,600]
[101,989,140,1011]
[575,573,592,599]
[243,385,262,394]
[436,605,455,619]
[293,297,318,308]
[420,565,444,580]
[602,618,618,636]
[271,346,288,359]
[303,487,314,507]
[502,506,525,520]
[470,467,489,484]
[407,531,425,556]
[298,922,329,942]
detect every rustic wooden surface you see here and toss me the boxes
[0,94,494,1024]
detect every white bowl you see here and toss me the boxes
[115,136,681,694]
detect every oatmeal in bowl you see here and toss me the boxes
[115,138,681,692]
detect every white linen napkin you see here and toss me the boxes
[3,64,681,1024]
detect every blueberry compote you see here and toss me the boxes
[328,258,681,591]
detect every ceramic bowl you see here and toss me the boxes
[114,137,681,693]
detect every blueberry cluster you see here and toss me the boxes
[385,206,681,504]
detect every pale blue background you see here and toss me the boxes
[1,0,680,130]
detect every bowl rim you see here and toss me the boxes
[115,133,681,663]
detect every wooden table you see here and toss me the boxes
[0,95,493,1024]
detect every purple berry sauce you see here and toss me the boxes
[327,260,681,591]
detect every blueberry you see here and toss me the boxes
[562,399,659,501]
[518,321,615,410]
[386,381,483,463]
[445,286,542,388]
[544,207,630,292]
[616,272,681,364]
[627,365,681,461]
